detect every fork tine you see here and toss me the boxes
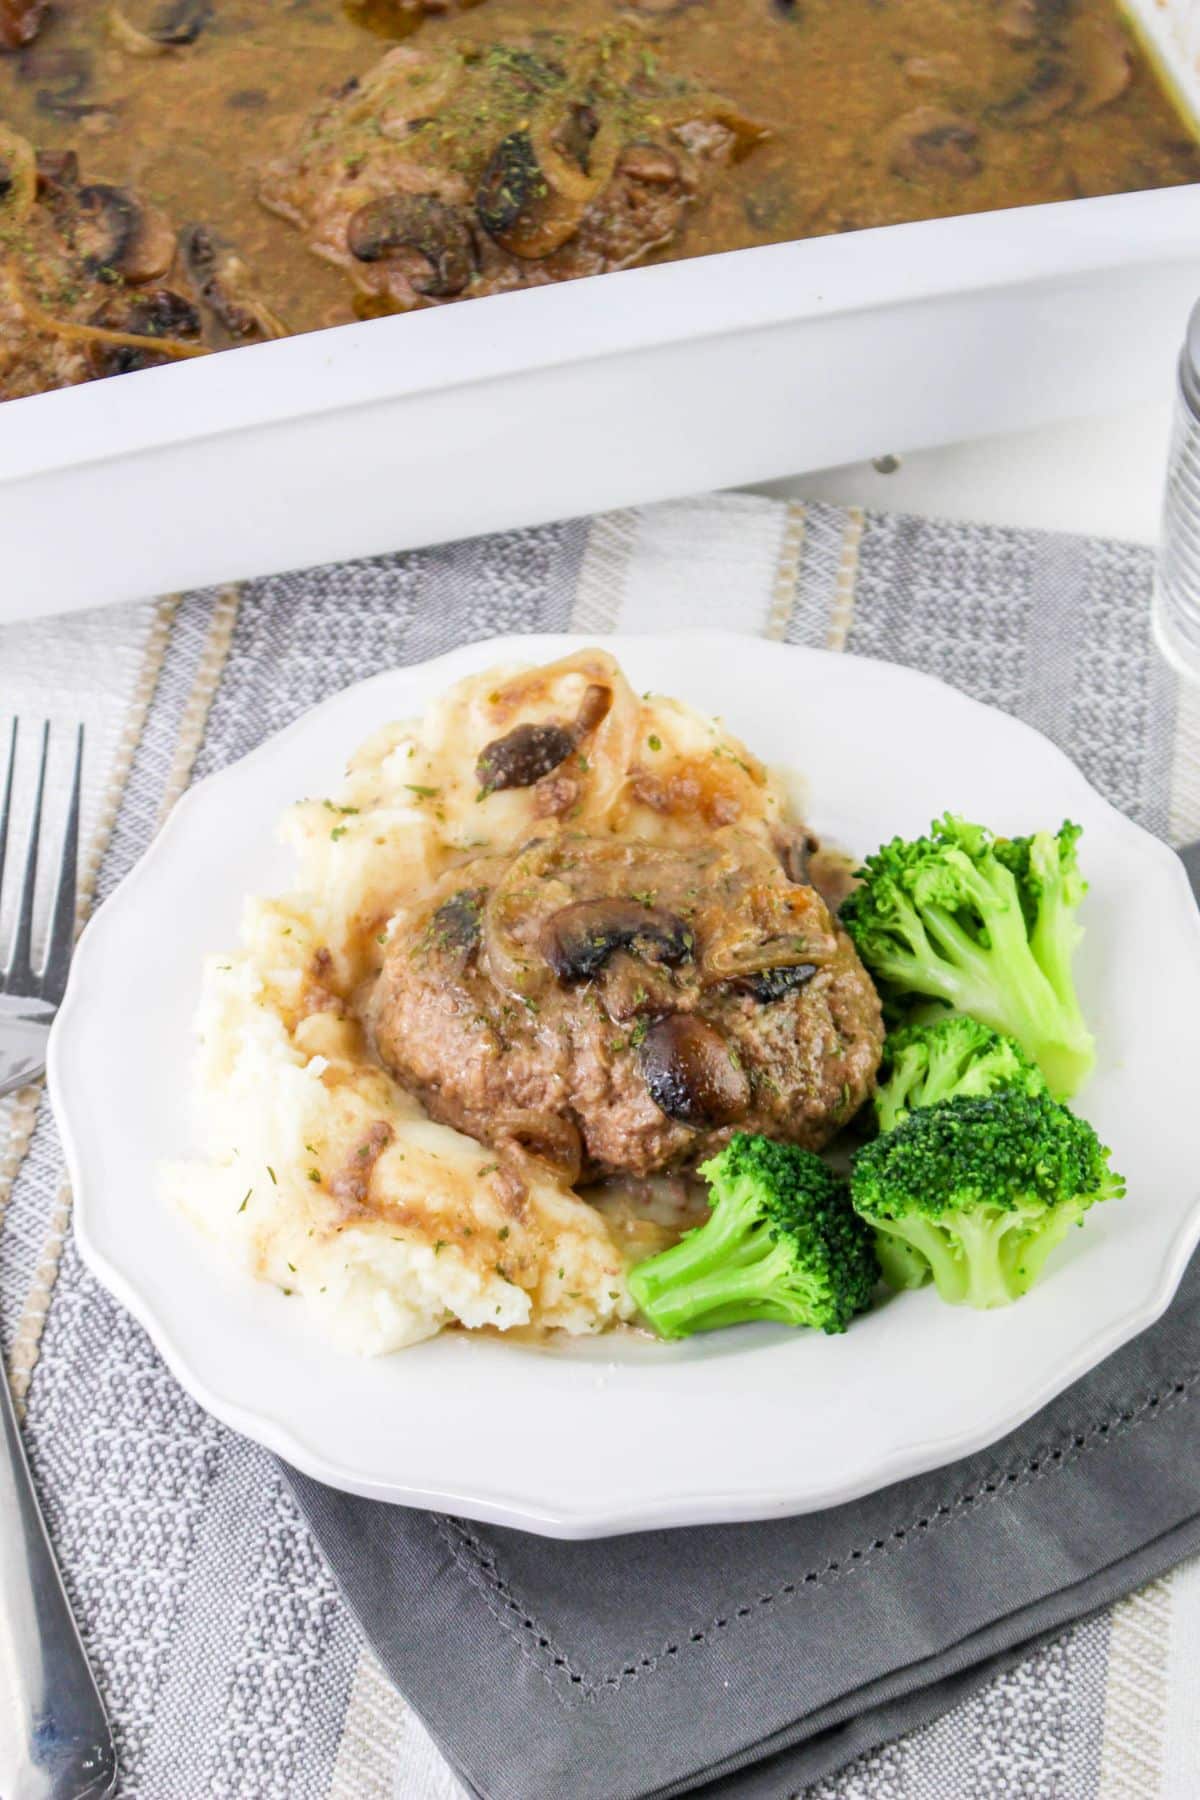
[5,720,49,991]
[40,724,83,1004]
[0,718,15,905]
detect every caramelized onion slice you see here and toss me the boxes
[0,125,36,225]
[481,839,565,1001]
[479,650,638,823]
[494,1110,583,1189]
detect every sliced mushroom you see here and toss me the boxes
[0,125,36,225]
[475,122,613,260]
[427,887,486,952]
[775,826,818,886]
[1071,17,1131,115]
[736,963,817,1004]
[109,0,212,56]
[74,184,177,282]
[32,48,96,120]
[989,57,1076,126]
[638,1015,750,1128]
[84,287,204,375]
[181,225,289,340]
[476,130,548,244]
[477,721,575,795]
[345,193,475,297]
[0,0,47,51]
[541,898,695,984]
[572,682,613,737]
[888,108,982,180]
[476,681,613,794]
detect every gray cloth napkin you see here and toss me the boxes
[10,495,1198,1798]
[285,1239,1200,1799]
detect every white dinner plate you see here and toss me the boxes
[48,633,1200,1537]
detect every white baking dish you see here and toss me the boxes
[2,1,1199,622]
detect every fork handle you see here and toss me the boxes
[0,1366,116,1800]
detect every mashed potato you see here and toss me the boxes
[163,650,794,1353]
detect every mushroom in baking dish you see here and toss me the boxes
[887,108,982,180]
[180,225,289,340]
[84,288,204,375]
[1071,18,1132,114]
[75,183,178,282]
[109,0,213,55]
[346,193,476,296]
[475,114,626,260]
[989,55,1077,126]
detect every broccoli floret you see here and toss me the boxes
[876,1015,1046,1135]
[851,1089,1123,1308]
[627,1133,879,1338]
[840,815,1094,1098]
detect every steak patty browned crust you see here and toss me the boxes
[370,830,884,1181]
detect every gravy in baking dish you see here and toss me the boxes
[2,0,1198,399]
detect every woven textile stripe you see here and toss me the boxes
[0,495,1196,1797]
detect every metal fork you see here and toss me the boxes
[0,719,117,1800]
[0,720,83,1098]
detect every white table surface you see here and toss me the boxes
[752,403,1172,544]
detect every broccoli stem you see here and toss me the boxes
[873,1231,931,1290]
[875,1209,1045,1308]
[635,1239,803,1336]
[627,1199,782,1337]
[918,896,1090,1098]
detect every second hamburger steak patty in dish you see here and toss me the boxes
[370,830,884,1181]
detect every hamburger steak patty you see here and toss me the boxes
[370,832,884,1180]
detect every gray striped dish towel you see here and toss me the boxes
[4,494,1200,1799]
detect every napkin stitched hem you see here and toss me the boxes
[432,1359,1200,1705]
